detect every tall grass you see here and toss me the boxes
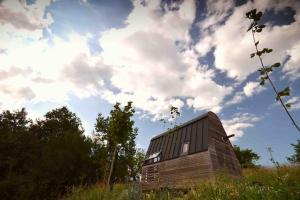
[63,166,300,200]
[63,184,129,200]
[185,166,300,200]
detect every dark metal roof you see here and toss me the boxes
[151,111,214,140]
[144,111,218,165]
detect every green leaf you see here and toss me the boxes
[276,87,291,100]
[258,25,266,29]
[265,67,273,73]
[246,11,251,18]
[256,28,262,32]
[254,11,262,21]
[258,68,265,75]
[285,103,291,108]
[266,48,273,53]
[255,41,259,46]
[259,79,265,86]
[271,62,280,68]
[256,51,262,56]
[250,53,255,58]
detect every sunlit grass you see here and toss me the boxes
[64,165,300,200]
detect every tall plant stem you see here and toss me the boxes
[250,25,300,133]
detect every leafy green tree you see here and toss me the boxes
[129,148,145,181]
[95,102,136,190]
[233,145,260,168]
[287,140,300,163]
[31,107,95,199]
[0,108,39,200]
[0,107,99,200]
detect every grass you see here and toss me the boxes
[63,165,300,200]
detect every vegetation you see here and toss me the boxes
[233,145,260,168]
[94,102,138,190]
[64,166,300,200]
[287,140,300,164]
[0,104,144,200]
[246,9,300,133]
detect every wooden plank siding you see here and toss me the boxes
[142,111,242,190]
[141,151,214,190]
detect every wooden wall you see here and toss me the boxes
[207,112,242,176]
[141,150,214,190]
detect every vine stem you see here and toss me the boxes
[250,21,300,133]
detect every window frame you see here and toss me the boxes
[181,142,189,155]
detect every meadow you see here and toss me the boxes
[63,165,300,200]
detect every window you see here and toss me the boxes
[145,152,161,164]
[181,142,189,155]
[153,155,160,163]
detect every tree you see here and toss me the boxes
[95,102,136,190]
[246,9,300,133]
[30,107,95,199]
[128,148,145,181]
[0,108,39,200]
[0,107,99,200]
[287,140,300,163]
[233,145,260,168]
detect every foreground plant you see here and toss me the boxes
[246,9,300,133]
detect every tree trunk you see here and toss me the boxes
[107,144,117,191]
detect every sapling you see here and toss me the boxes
[246,9,300,132]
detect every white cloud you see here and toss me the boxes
[225,91,245,106]
[226,81,265,106]
[286,97,300,111]
[222,112,261,141]
[284,41,300,80]
[243,81,264,97]
[196,0,300,81]
[0,0,109,112]
[0,0,53,40]
[98,0,232,119]
[200,0,234,30]
[1,0,297,132]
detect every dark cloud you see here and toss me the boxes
[0,7,43,30]
[0,48,7,54]
[17,87,35,100]
[63,54,111,89]
[31,76,53,83]
[0,67,32,81]
[0,85,35,100]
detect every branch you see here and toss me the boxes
[249,18,300,133]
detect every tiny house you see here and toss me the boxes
[141,111,241,190]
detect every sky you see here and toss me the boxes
[1,0,300,166]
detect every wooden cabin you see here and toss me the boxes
[141,111,241,190]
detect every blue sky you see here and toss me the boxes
[1,0,300,166]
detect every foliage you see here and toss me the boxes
[246,9,300,132]
[129,148,145,181]
[185,167,300,200]
[233,145,260,168]
[63,184,129,200]
[287,140,300,163]
[159,106,181,130]
[94,102,137,189]
[64,166,300,200]
[0,105,142,199]
[0,108,38,200]
[0,107,98,200]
